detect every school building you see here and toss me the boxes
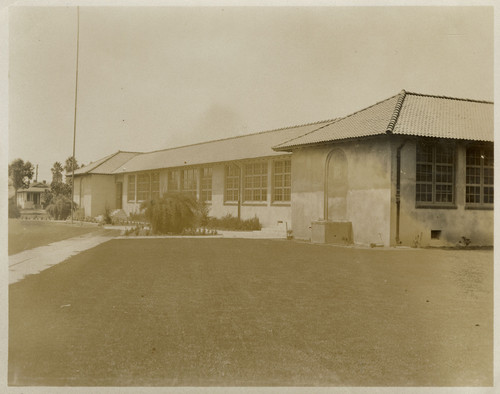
[72,90,494,247]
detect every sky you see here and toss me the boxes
[8,5,494,183]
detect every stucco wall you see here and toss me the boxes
[391,138,494,247]
[74,175,92,217]
[291,136,392,245]
[89,175,117,216]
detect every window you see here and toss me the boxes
[244,162,268,202]
[137,173,150,201]
[127,175,136,202]
[466,146,494,206]
[201,167,212,202]
[273,159,291,202]
[416,142,455,206]
[182,169,197,197]
[225,165,240,202]
[151,172,160,200]
[168,170,180,192]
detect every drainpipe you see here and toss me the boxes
[395,142,407,244]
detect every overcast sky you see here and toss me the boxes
[8,5,493,182]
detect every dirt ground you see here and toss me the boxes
[8,238,493,386]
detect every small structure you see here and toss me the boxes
[16,182,50,209]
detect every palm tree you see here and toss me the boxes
[51,161,64,184]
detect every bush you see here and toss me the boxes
[46,195,76,220]
[141,193,198,235]
[207,214,261,231]
[8,198,20,218]
[128,211,146,223]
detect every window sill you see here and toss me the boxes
[465,205,494,211]
[223,201,238,206]
[415,204,457,210]
[242,201,268,206]
[271,202,291,207]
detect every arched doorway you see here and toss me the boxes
[324,149,348,221]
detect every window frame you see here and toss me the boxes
[200,167,212,202]
[127,174,136,202]
[465,145,494,209]
[181,168,198,197]
[136,173,151,202]
[272,158,291,203]
[167,170,180,192]
[224,164,240,203]
[415,141,456,209]
[243,161,268,202]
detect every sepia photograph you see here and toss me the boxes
[4,1,495,390]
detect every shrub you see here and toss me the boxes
[141,193,198,235]
[207,214,261,231]
[128,211,146,223]
[8,198,20,218]
[46,195,76,220]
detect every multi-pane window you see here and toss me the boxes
[466,146,494,206]
[137,173,150,201]
[182,169,197,197]
[225,165,240,202]
[273,159,291,202]
[201,167,212,202]
[151,172,160,200]
[416,142,455,205]
[127,175,136,202]
[244,162,268,202]
[168,170,180,192]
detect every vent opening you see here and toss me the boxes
[431,230,441,240]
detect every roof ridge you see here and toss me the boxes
[405,91,493,104]
[141,118,338,156]
[273,92,402,150]
[117,150,142,154]
[272,119,340,150]
[73,151,122,175]
[385,90,407,134]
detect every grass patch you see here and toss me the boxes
[8,219,101,255]
[9,240,492,386]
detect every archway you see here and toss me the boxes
[324,149,348,221]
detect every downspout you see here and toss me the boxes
[395,142,406,244]
[385,90,407,245]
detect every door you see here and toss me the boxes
[115,182,123,209]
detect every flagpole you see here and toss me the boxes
[71,6,80,224]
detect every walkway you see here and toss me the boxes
[9,231,117,285]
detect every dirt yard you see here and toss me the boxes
[8,239,492,386]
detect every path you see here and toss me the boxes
[9,230,118,285]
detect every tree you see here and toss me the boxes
[51,161,64,184]
[64,156,79,185]
[8,159,34,199]
[141,193,198,234]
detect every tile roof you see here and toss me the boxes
[73,90,493,176]
[273,91,493,151]
[109,121,334,174]
[73,151,140,175]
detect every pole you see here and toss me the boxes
[71,6,80,224]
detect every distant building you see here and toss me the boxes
[71,90,493,247]
[16,181,50,209]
